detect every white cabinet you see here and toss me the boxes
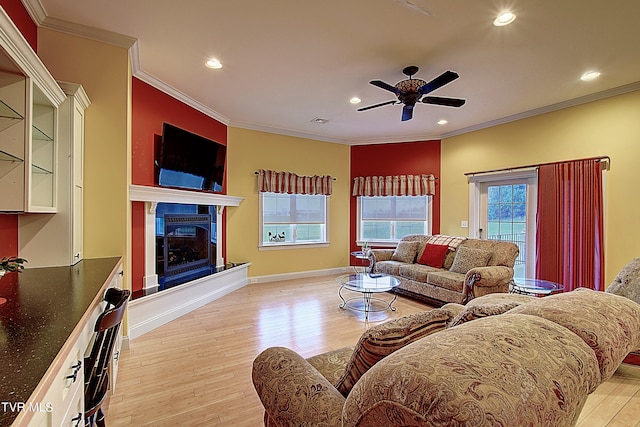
[0,8,65,213]
[22,82,90,266]
[17,260,123,427]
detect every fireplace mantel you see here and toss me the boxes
[129,184,244,293]
[129,184,243,207]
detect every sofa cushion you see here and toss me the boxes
[449,245,492,274]
[398,263,439,282]
[335,308,453,396]
[391,241,420,263]
[306,346,354,386]
[343,314,602,427]
[507,288,640,382]
[448,301,523,327]
[417,243,449,268]
[426,270,465,292]
[373,260,404,276]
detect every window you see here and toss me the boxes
[358,195,431,244]
[260,192,328,247]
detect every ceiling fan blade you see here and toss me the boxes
[357,100,397,111]
[422,96,466,107]
[401,104,414,121]
[417,71,459,95]
[370,80,402,94]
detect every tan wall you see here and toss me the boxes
[441,89,640,284]
[226,127,351,277]
[37,29,130,262]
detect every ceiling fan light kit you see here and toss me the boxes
[358,65,466,121]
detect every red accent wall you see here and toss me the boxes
[349,140,441,254]
[0,0,37,51]
[131,77,228,292]
[0,0,36,256]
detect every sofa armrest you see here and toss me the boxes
[462,266,513,303]
[252,346,345,427]
[370,249,393,262]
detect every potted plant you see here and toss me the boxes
[0,256,27,277]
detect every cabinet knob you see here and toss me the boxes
[71,413,83,427]
[65,360,82,383]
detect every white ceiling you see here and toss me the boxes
[23,0,640,144]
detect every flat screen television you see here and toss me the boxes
[156,123,226,192]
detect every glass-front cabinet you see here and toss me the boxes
[0,8,65,213]
[28,83,58,211]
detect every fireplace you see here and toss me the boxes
[156,203,216,290]
[129,184,244,299]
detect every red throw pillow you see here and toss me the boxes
[418,243,449,268]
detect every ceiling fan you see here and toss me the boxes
[358,66,466,121]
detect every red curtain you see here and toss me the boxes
[535,159,604,291]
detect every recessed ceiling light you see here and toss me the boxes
[350,97,361,104]
[493,11,516,26]
[311,117,329,124]
[437,119,448,125]
[205,58,222,69]
[580,71,601,81]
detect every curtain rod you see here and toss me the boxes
[464,155,610,177]
[254,171,337,180]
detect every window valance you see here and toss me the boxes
[352,174,436,197]
[256,169,333,195]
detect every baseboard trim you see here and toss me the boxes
[128,264,250,339]
[248,266,351,284]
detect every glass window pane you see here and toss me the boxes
[513,184,526,203]
[487,204,500,221]
[499,222,513,235]
[488,186,500,204]
[262,193,291,223]
[396,221,426,239]
[499,185,513,203]
[499,204,512,221]
[362,221,391,240]
[296,224,323,241]
[513,203,526,221]
[362,197,392,219]
[395,196,428,220]
[263,224,290,243]
[487,221,500,236]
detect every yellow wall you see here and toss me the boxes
[36,30,131,269]
[441,89,640,284]
[226,127,351,277]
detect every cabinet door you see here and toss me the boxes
[26,83,57,212]
[0,71,26,211]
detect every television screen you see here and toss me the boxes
[157,123,226,192]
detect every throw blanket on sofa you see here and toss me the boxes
[428,234,467,249]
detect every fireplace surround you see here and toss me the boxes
[130,184,243,295]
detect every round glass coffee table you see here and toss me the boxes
[336,273,399,320]
[510,278,564,296]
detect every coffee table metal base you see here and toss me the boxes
[338,287,397,321]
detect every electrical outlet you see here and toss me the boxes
[461,220,468,228]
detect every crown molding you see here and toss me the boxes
[133,67,231,126]
[442,81,640,139]
[228,120,348,145]
[0,5,65,105]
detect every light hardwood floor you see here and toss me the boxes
[106,275,640,426]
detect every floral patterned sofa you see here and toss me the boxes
[252,288,640,427]
[371,234,519,305]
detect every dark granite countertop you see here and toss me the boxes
[0,257,121,426]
